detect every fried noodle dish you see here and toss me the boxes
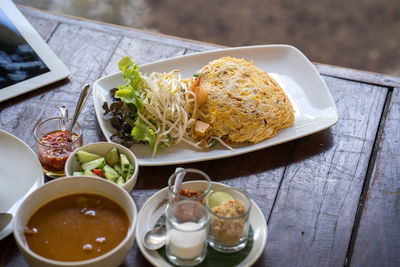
[103,56,294,157]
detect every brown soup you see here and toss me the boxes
[24,193,129,261]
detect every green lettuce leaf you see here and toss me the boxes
[131,118,156,148]
[131,118,168,151]
[112,56,168,152]
[116,84,144,110]
[118,56,143,89]
[115,57,144,110]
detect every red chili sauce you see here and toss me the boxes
[38,130,81,171]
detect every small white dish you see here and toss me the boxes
[0,130,44,240]
[135,181,268,267]
[65,142,139,192]
[14,176,137,267]
[93,44,338,166]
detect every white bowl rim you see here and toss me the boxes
[64,142,139,189]
[13,176,137,265]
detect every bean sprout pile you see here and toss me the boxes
[139,70,201,156]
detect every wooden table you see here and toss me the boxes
[1,6,399,267]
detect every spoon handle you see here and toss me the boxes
[59,106,69,131]
[160,168,184,223]
[173,167,185,193]
[68,84,90,139]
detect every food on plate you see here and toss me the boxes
[103,57,199,157]
[191,56,294,143]
[172,189,210,205]
[37,130,81,172]
[24,193,129,261]
[209,198,247,245]
[170,189,205,206]
[212,199,246,217]
[207,189,251,248]
[72,147,135,186]
[103,56,294,156]
[207,191,234,208]
[177,189,203,199]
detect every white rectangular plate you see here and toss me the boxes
[93,45,338,166]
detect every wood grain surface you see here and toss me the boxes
[350,87,400,267]
[0,6,399,267]
[265,78,387,266]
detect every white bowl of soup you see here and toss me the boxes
[13,176,137,267]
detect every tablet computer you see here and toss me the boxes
[0,0,69,102]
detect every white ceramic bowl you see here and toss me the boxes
[65,142,139,192]
[14,176,137,267]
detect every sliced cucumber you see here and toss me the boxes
[76,150,101,164]
[83,169,98,177]
[105,147,120,166]
[114,164,123,175]
[120,154,130,175]
[81,157,105,171]
[116,176,125,186]
[72,146,134,188]
[103,164,119,182]
[124,164,135,180]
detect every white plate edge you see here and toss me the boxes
[0,130,44,240]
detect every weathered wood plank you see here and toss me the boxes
[23,13,58,41]
[0,23,121,149]
[19,6,220,53]
[102,37,187,76]
[350,88,400,267]
[315,63,400,88]
[264,77,388,266]
[203,143,293,219]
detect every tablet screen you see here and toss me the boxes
[0,9,50,89]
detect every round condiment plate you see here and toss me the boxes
[0,130,44,240]
[135,181,268,267]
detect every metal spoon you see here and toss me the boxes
[143,167,185,250]
[67,84,90,140]
[59,106,69,131]
[0,213,12,232]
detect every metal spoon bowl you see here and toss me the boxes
[143,214,167,250]
[0,213,12,232]
[143,168,185,250]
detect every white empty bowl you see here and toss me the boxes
[65,142,139,192]
[14,176,137,267]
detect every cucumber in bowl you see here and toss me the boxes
[72,147,135,186]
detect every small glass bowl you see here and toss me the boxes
[206,187,252,253]
[168,168,212,204]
